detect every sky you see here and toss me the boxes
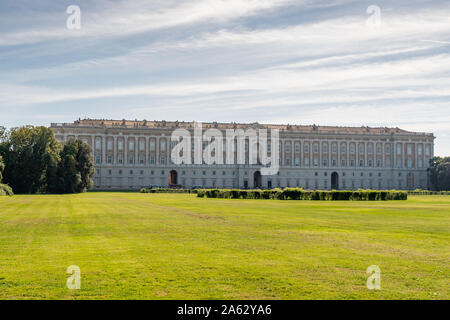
[0,0,449,155]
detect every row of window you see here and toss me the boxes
[88,137,432,157]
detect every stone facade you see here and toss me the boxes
[50,119,435,190]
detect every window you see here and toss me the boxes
[323,144,328,153]
[295,157,300,166]
[285,143,291,153]
[332,144,337,153]
[359,145,364,154]
[160,140,166,151]
[304,158,310,166]
[368,144,373,154]
[128,140,134,150]
[95,156,101,164]
[332,159,336,166]
[150,155,155,164]
[150,140,156,151]
[341,144,347,153]
[107,155,112,164]
[108,170,112,175]
[118,154,123,164]
[386,145,390,153]
[140,170,144,175]
[129,170,133,175]
[407,144,412,155]
[341,159,346,167]
[425,145,430,156]
[139,155,144,164]
[407,159,412,168]
[159,155,165,164]
[267,142,271,153]
[95,138,101,150]
[350,144,355,154]
[368,159,373,167]
[107,140,113,150]
[118,139,124,150]
[139,140,145,151]
[418,145,423,155]
[295,143,300,153]
[397,144,402,155]
[350,159,355,167]
[418,159,423,168]
[129,156,134,164]
[323,159,328,167]
[377,159,381,167]
[304,144,309,153]
[313,157,318,166]
[359,159,364,167]
[377,145,381,153]
[285,157,291,166]
[314,144,319,153]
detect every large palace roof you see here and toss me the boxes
[51,119,434,137]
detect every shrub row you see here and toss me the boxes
[408,189,450,195]
[0,184,14,196]
[197,188,407,201]
[140,188,197,194]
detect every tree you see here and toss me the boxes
[0,155,4,183]
[428,157,450,191]
[0,126,60,194]
[52,138,94,193]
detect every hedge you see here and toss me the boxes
[140,188,197,194]
[0,184,14,196]
[196,188,407,201]
[407,189,450,195]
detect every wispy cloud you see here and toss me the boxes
[0,0,449,155]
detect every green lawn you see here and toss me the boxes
[0,193,448,299]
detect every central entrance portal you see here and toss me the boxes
[169,170,178,185]
[254,171,262,189]
[331,172,339,190]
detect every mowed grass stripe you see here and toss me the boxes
[0,193,448,299]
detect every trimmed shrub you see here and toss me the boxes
[196,188,407,201]
[140,188,197,194]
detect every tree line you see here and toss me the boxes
[0,126,94,194]
[428,156,450,191]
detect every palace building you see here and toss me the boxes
[50,119,435,190]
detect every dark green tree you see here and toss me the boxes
[0,155,4,183]
[0,126,60,194]
[53,138,94,193]
[428,157,450,191]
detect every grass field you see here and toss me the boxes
[0,193,448,300]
